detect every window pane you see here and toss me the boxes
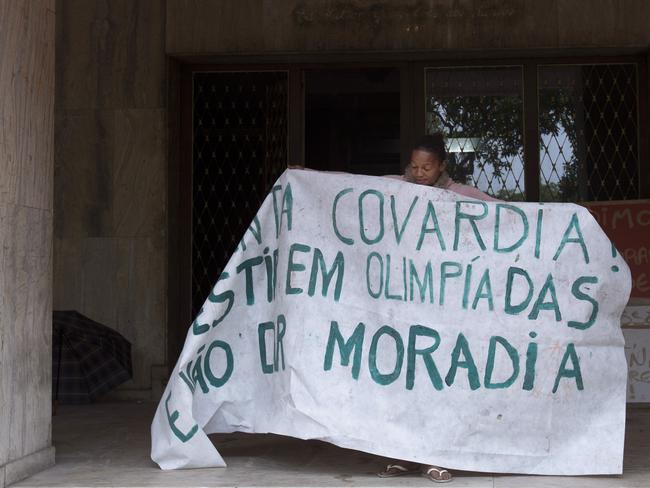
[425,67,524,200]
[538,64,639,202]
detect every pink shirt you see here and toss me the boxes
[384,174,499,202]
[442,180,499,202]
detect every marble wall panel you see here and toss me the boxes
[166,0,264,54]
[53,237,83,311]
[0,206,15,468]
[0,0,53,479]
[54,110,114,239]
[557,0,650,47]
[113,109,166,238]
[458,0,559,50]
[167,0,649,54]
[0,1,54,210]
[20,210,53,459]
[53,235,166,391]
[0,204,52,463]
[0,1,26,205]
[114,237,167,390]
[79,238,120,329]
[54,0,94,110]
[56,0,165,110]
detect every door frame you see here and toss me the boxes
[167,52,648,366]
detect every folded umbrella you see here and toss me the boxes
[52,310,132,404]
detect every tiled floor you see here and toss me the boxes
[13,403,650,487]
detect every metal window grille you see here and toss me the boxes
[538,64,639,202]
[425,66,525,200]
[192,71,288,315]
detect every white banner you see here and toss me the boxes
[151,170,631,475]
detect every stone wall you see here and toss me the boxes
[54,0,168,398]
[0,0,56,486]
[166,0,650,54]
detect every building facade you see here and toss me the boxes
[53,0,650,402]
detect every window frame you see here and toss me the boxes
[418,55,648,201]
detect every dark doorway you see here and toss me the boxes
[304,68,401,176]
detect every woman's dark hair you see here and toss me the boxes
[412,133,447,163]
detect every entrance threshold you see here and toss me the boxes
[12,402,650,487]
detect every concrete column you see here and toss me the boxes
[0,1,56,486]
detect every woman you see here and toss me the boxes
[290,134,495,482]
[378,134,496,483]
[402,133,497,202]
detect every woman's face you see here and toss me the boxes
[409,149,446,186]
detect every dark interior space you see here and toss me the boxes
[191,71,288,316]
[305,68,401,176]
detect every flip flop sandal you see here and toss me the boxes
[377,463,420,478]
[421,465,453,483]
